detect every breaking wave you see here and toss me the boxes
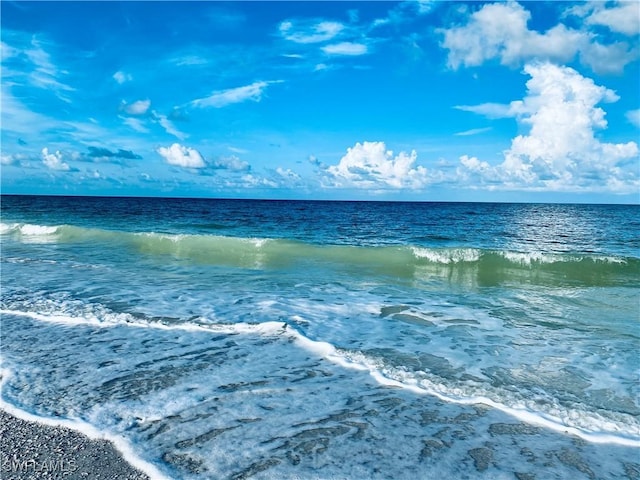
[2,222,637,286]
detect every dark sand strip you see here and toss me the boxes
[0,410,151,480]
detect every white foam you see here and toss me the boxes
[500,251,627,265]
[0,308,287,338]
[411,247,481,264]
[19,224,59,236]
[0,222,18,234]
[0,368,171,480]
[318,350,640,447]
[286,329,369,372]
[250,238,269,248]
[501,251,550,265]
[4,307,639,448]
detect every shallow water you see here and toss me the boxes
[1,195,638,478]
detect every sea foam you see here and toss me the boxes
[3,307,638,447]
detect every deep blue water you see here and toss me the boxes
[1,195,639,479]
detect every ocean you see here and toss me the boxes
[1,195,638,479]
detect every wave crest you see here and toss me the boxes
[2,222,637,285]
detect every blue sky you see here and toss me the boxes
[2,1,639,202]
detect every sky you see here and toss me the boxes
[1,1,639,203]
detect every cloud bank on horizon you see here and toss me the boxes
[1,1,639,202]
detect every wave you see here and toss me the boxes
[1,222,59,235]
[3,306,639,447]
[2,222,638,285]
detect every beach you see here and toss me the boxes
[0,410,149,480]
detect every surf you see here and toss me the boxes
[2,222,637,286]
[3,306,639,447]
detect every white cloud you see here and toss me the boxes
[308,155,322,167]
[61,120,124,147]
[627,109,640,128]
[415,0,435,15]
[276,167,301,180]
[579,40,639,75]
[123,99,151,116]
[157,143,205,169]
[455,103,512,119]
[121,116,149,133]
[576,1,640,36]
[0,85,58,139]
[152,112,187,140]
[5,37,75,100]
[440,1,637,74]
[41,147,70,171]
[227,146,249,154]
[113,71,132,84]
[454,127,492,137]
[327,141,428,189]
[190,81,281,108]
[457,63,639,193]
[460,155,490,172]
[322,42,368,56]
[173,55,209,67]
[456,155,494,185]
[279,20,345,44]
[1,41,19,60]
[241,174,278,188]
[1,152,31,166]
[372,0,435,29]
[212,155,250,171]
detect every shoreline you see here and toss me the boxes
[0,409,152,480]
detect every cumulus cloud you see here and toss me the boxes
[122,99,151,115]
[241,174,278,188]
[279,20,344,44]
[327,141,428,189]
[276,167,301,181]
[457,63,639,192]
[440,1,637,74]
[322,42,368,56]
[1,152,31,166]
[41,147,70,171]
[190,81,281,108]
[157,143,205,169]
[455,155,496,187]
[212,155,250,171]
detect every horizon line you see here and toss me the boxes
[1,192,638,207]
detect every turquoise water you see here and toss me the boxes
[1,195,639,479]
